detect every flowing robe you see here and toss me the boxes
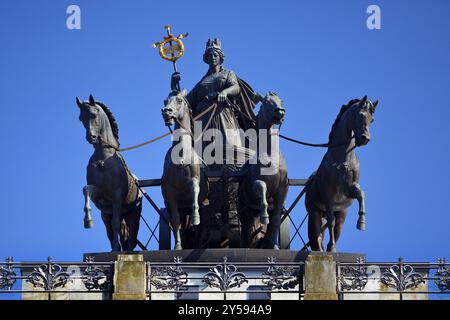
[186,67,257,168]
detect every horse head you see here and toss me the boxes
[76,94,118,148]
[161,90,190,127]
[258,92,286,128]
[329,96,379,147]
[351,96,378,146]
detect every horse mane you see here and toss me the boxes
[258,91,281,115]
[95,101,120,145]
[328,98,360,143]
[264,91,279,104]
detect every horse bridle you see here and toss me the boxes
[168,95,218,144]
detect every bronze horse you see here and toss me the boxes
[77,95,142,252]
[239,92,288,249]
[306,96,378,252]
[161,90,208,250]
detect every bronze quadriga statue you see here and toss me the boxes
[75,31,380,253]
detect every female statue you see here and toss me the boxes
[171,38,259,167]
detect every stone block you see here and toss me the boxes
[304,253,338,300]
[112,254,147,300]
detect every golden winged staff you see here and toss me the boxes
[153,25,188,91]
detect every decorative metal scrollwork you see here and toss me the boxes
[339,257,370,291]
[0,257,17,290]
[81,257,110,291]
[262,257,299,290]
[26,257,72,290]
[150,256,188,291]
[435,258,449,291]
[203,257,248,291]
[381,257,425,291]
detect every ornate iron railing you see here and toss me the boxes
[146,256,304,300]
[3,255,448,300]
[0,256,114,297]
[337,257,450,299]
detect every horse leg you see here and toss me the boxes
[125,202,141,251]
[325,205,337,252]
[238,206,252,247]
[110,193,123,251]
[166,198,182,250]
[173,225,182,250]
[190,176,201,226]
[318,218,327,252]
[308,208,323,251]
[119,218,129,251]
[348,184,366,231]
[253,180,269,225]
[101,212,113,246]
[82,185,96,228]
[334,210,348,245]
[267,210,281,250]
[267,192,286,250]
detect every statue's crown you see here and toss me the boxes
[206,38,222,51]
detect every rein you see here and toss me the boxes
[278,134,352,148]
[105,102,217,152]
[226,98,354,149]
[173,103,218,143]
[104,95,354,152]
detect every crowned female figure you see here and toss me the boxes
[171,38,259,168]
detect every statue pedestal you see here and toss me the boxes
[303,253,338,300]
[83,249,363,300]
[112,254,147,300]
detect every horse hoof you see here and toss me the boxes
[357,213,366,231]
[357,221,366,231]
[327,244,336,252]
[192,215,200,226]
[174,244,182,250]
[260,216,269,225]
[273,245,280,250]
[84,219,93,229]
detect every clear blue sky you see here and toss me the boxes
[0,0,449,264]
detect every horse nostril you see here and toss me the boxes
[359,135,370,145]
[275,109,285,118]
